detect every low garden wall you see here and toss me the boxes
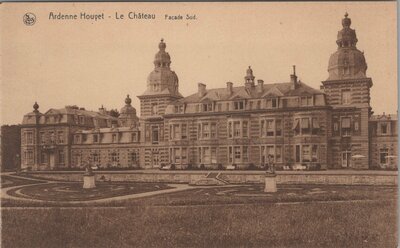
[24,170,398,186]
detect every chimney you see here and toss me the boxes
[257,80,264,93]
[198,83,206,97]
[291,65,299,89]
[226,82,233,95]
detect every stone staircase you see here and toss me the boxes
[189,172,229,186]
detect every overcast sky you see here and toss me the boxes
[1,2,397,125]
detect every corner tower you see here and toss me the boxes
[137,39,183,117]
[321,13,372,169]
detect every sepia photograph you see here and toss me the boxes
[0,2,398,247]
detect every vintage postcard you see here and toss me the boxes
[0,2,397,248]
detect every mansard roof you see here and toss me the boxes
[180,81,323,103]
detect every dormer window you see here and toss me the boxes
[79,116,85,124]
[234,101,244,110]
[380,122,390,135]
[266,98,278,108]
[174,105,184,113]
[300,96,313,106]
[203,103,213,112]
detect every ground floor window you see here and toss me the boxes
[128,151,139,166]
[41,152,47,164]
[380,148,389,164]
[24,150,34,165]
[58,150,65,165]
[228,146,248,164]
[261,145,282,164]
[198,147,217,164]
[295,144,319,163]
[72,152,82,167]
[341,151,351,168]
[170,147,188,164]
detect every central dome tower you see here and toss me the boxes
[327,13,368,81]
[141,39,181,97]
[138,39,183,117]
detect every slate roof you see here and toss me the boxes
[179,81,322,104]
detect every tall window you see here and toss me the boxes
[112,133,118,143]
[58,150,65,164]
[74,135,81,144]
[242,121,248,138]
[301,118,310,135]
[203,123,210,138]
[40,132,46,144]
[381,123,389,135]
[151,103,158,115]
[93,134,99,143]
[132,132,138,142]
[341,90,351,105]
[233,121,240,137]
[172,124,180,140]
[26,131,33,144]
[380,148,389,164]
[261,145,283,163]
[56,131,64,144]
[276,120,282,136]
[210,123,217,139]
[266,120,274,136]
[198,147,211,164]
[111,152,119,163]
[91,152,100,164]
[25,150,34,164]
[49,132,55,144]
[152,127,159,143]
[181,124,187,139]
[341,117,351,137]
[41,152,47,164]
[128,151,139,166]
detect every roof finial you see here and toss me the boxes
[344,12,348,18]
[293,65,296,76]
[33,101,39,112]
[125,94,132,105]
[159,38,166,50]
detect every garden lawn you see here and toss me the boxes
[2,200,396,248]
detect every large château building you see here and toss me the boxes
[20,14,397,171]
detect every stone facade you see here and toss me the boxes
[19,14,397,171]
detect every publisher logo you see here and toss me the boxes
[23,13,36,26]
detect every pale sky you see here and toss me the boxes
[1,2,397,125]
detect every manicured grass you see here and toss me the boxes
[7,182,172,201]
[1,175,45,188]
[2,200,397,248]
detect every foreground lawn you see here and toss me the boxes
[1,175,46,188]
[2,200,396,248]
